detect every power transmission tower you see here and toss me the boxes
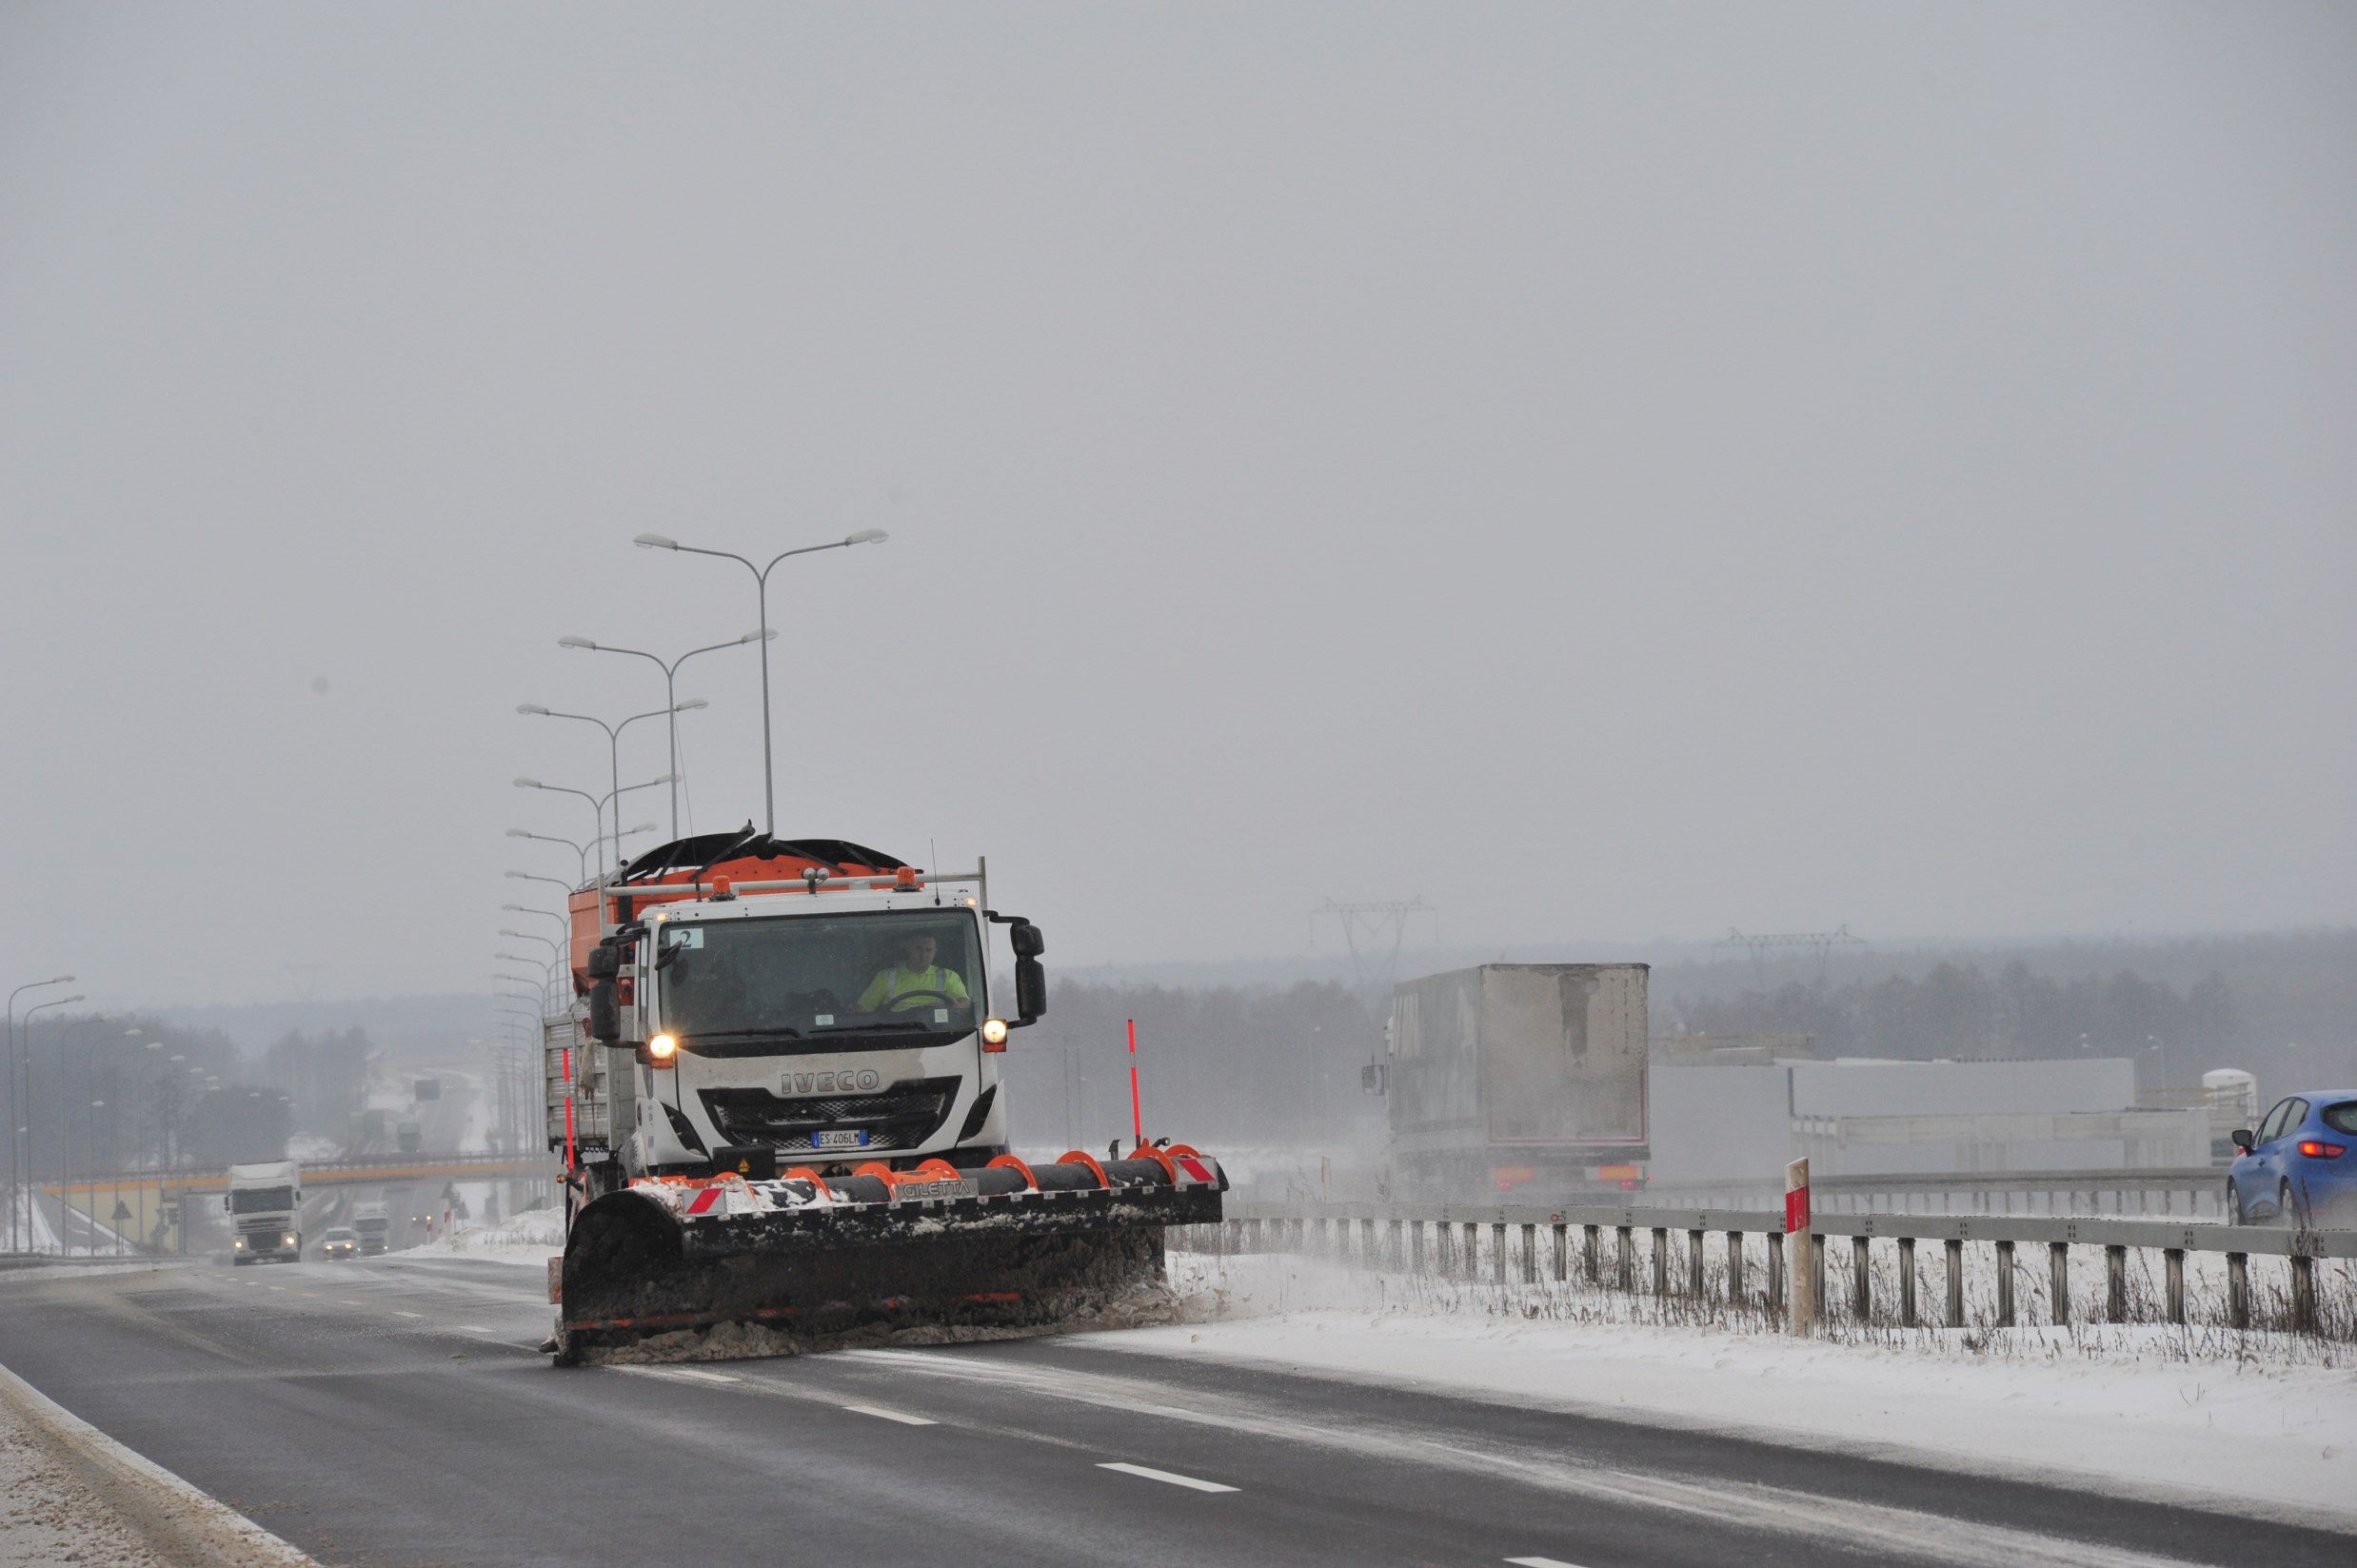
[1715,925,1867,981]
[1310,898,1439,989]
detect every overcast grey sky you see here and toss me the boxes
[3,3,2351,1009]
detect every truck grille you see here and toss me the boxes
[699,1077,961,1156]
[239,1220,288,1242]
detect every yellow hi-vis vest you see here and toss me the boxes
[858,963,969,1013]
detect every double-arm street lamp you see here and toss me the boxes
[517,703,705,866]
[558,630,774,838]
[505,824,657,885]
[512,775,673,886]
[634,528,887,835]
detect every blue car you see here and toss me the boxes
[2227,1091,2356,1228]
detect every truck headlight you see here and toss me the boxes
[648,1034,677,1062]
[285,1235,297,1245]
[233,1238,245,1248]
[980,1018,1009,1049]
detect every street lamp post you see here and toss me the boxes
[516,703,705,865]
[634,528,887,835]
[18,995,85,1252]
[7,975,75,1252]
[559,631,774,838]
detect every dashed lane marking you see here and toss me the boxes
[1507,1558,1587,1567]
[390,1310,423,1319]
[842,1404,938,1426]
[1097,1462,1238,1494]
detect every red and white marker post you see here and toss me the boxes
[1785,1156,1814,1335]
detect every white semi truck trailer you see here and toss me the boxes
[225,1160,303,1264]
[1382,963,1650,1202]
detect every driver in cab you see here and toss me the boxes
[857,932,969,1015]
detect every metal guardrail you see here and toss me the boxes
[1187,1200,2356,1335]
[1642,1166,2229,1218]
[1213,1200,2357,1258]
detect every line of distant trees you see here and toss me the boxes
[1672,962,2234,1084]
[1,1017,379,1176]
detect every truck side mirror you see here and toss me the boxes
[588,981,621,1042]
[585,943,621,981]
[1015,956,1047,1022]
[1361,1063,1386,1096]
[1009,921,1044,959]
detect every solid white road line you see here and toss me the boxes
[842,1404,938,1426]
[1097,1461,1238,1494]
[612,1366,742,1385]
[1507,1558,1587,1567]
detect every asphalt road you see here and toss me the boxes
[0,1256,2346,1568]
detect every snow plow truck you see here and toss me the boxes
[543,829,1225,1361]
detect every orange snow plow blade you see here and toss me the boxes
[553,1148,1225,1362]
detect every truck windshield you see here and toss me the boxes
[229,1186,293,1213]
[657,909,983,1048]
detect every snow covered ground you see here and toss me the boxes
[406,1195,2356,1523]
[401,1206,563,1263]
[1104,1250,2357,1527]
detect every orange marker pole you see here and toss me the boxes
[1127,1019,1143,1147]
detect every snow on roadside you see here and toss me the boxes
[403,1208,562,1265]
[1108,1251,2357,1525]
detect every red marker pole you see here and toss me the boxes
[1126,1019,1143,1151]
[562,1046,577,1174]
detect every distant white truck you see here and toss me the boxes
[1382,963,1651,1202]
[226,1160,303,1264]
[351,1200,390,1257]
